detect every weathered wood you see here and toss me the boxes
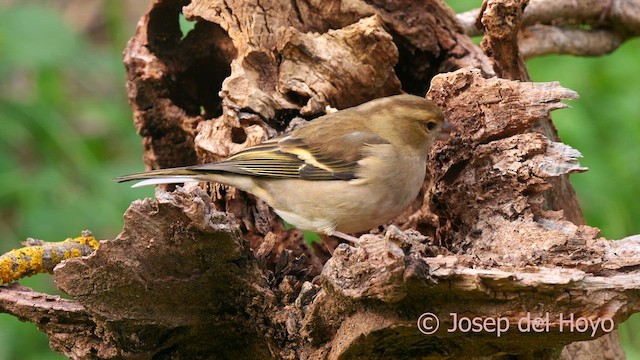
[458,0,640,57]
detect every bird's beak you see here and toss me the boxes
[435,121,456,141]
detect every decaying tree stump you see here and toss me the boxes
[2,0,640,358]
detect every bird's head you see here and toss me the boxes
[361,94,453,153]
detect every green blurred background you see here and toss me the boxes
[0,1,638,358]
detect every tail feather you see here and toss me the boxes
[129,177,200,188]
[114,168,203,188]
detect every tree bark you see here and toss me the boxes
[1,0,639,358]
[457,0,640,58]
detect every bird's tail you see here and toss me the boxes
[114,167,206,188]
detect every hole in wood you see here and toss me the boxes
[145,4,236,119]
[231,127,247,144]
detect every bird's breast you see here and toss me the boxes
[255,150,427,234]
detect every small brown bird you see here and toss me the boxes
[116,94,453,242]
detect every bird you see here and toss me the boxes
[115,94,453,242]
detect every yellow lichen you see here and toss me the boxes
[0,235,100,285]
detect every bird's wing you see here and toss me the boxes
[191,125,388,181]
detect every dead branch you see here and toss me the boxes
[519,25,625,58]
[457,0,640,58]
[0,233,98,285]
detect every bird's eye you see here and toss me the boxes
[425,121,437,131]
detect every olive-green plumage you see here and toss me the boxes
[116,94,452,242]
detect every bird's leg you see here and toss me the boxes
[329,231,360,244]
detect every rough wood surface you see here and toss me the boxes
[458,0,640,57]
[1,0,638,359]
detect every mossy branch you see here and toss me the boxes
[0,231,99,285]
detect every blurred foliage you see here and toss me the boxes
[0,2,151,359]
[0,0,638,358]
[528,49,640,240]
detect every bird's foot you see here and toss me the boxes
[329,231,360,244]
